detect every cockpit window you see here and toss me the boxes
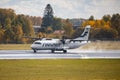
[34,42,41,44]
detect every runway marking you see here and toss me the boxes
[0,50,120,59]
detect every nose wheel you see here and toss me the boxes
[63,50,67,53]
[33,49,37,53]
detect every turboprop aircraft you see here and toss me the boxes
[31,25,91,53]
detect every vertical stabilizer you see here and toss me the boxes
[74,25,91,41]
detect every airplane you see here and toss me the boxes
[31,25,91,53]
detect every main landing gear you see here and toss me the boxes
[63,50,67,53]
[51,49,55,53]
[51,49,67,53]
[33,49,67,53]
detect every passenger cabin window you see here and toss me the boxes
[45,39,52,40]
[34,42,41,44]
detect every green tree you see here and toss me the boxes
[5,18,12,29]
[89,15,94,21]
[94,28,118,39]
[52,17,62,30]
[41,4,54,28]
[111,13,120,37]
[102,14,111,22]
[4,28,14,43]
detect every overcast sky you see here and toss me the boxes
[0,0,120,19]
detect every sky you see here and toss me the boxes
[0,0,120,19]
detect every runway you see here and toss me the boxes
[0,50,120,59]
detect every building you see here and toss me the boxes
[33,26,41,34]
[53,30,64,34]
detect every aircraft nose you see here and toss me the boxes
[31,44,35,48]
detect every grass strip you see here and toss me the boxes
[0,59,120,80]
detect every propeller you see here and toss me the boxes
[61,36,66,44]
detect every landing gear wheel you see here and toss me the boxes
[33,49,37,53]
[51,49,55,53]
[63,50,67,53]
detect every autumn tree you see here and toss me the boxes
[0,8,35,43]
[4,17,14,43]
[81,14,118,40]
[17,14,35,37]
[27,16,42,26]
[0,29,4,43]
[13,25,23,43]
[46,27,53,34]
[37,32,43,38]
[0,8,16,28]
[63,19,73,38]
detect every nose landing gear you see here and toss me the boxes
[63,50,67,53]
[33,49,37,53]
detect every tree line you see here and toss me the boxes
[0,8,35,43]
[26,16,42,26]
[79,14,120,40]
[39,4,120,40]
[0,7,120,44]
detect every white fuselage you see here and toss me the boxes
[31,38,88,51]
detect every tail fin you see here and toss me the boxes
[74,25,91,41]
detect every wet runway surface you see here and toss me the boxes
[0,50,120,59]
